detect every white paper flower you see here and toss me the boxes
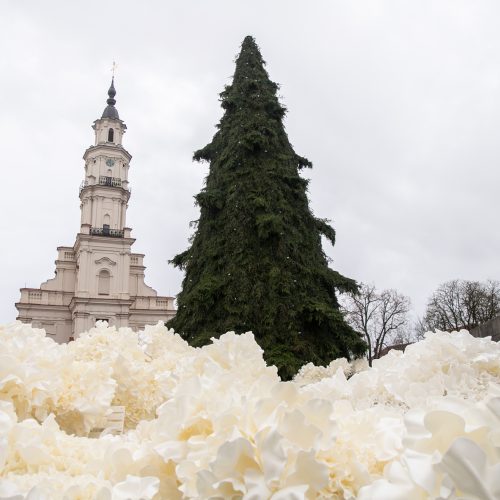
[1,321,500,498]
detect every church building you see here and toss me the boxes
[16,79,176,342]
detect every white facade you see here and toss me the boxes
[16,80,176,342]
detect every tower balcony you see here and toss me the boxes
[79,177,130,194]
[99,175,122,187]
[90,227,124,238]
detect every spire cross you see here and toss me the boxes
[111,61,118,78]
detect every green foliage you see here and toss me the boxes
[168,36,366,379]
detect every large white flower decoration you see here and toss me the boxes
[0,322,499,498]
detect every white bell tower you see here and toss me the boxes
[16,78,176,341]
[79,78,131,238]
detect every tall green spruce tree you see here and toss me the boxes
[168,36,366,379]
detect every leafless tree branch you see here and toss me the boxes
[341,283,411,366]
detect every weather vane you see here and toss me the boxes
[111,61,118,78]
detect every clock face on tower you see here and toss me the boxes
[106,158,115,167]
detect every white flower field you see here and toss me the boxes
[0,321,499,499]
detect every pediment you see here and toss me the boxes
[95,257,116,266]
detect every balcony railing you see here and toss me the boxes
[90,227,124,238]
[80,177,129,194]
[99,176,122,187]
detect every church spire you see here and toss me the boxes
[101,77,120,119]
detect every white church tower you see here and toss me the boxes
[16,79,176,342]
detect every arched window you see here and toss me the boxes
[98,269,110,295]
[108,128,114,142]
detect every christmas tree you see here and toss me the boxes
[168,36,366,379]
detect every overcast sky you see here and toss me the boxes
[1,0,499,325]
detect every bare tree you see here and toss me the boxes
[341,284,411,366]
[413,316,431,341]
[423,279,500,332]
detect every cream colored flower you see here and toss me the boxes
[1,322,500,499]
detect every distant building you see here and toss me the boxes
[470,316,500,342]
[16,79,175,342]
[378,342,412,357]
